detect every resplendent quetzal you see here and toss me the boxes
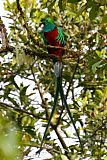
[38,17,82,153]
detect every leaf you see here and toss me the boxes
[4,0,11,10]
[87,0,94,8]
[92,61,101,73]
[12,78,20,90]
[48,0,56,11]
[8,97,19,108]
[96,89,103,98]
[20,84,29,105]
[96,33,99,44]
[76,4,86,18]
[61,155,69,160]
[30,8,37,18]
[102,15,107,23]
[58,0,63,11]
[19,34,27,42]
[20,85,29,96]
[96,49,106,58]
[104,156,107,160]
[89,3,99,20]
[22,116,32,126]
[68,0,81,3]
[96,50,102,58]
[24,126,35,136]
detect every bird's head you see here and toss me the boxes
[41,17,54,26]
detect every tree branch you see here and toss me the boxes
[0,16,9,52]
[0,102,45,120]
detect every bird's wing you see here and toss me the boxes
[56,27,65,45]
[41,32,48,44]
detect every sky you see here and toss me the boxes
[0,0,9,26]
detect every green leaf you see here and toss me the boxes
[22,116,31,126]
[4,0,11,10]
[20,84,29,105]
[20,84,29,96]
[96,33,99,44]
[68,0,81,3]
[104,156,107,160]
[87,0,94,8]
[58,0,63,11]
[48,0,56,11]
[96,50,102,58]
[30,8,37,18]
[92,61,101,73]
[96,89,103,98]
[76,4,86,18]
[19,34,27,42]
[89,3,99,20]
[8,97,19,107]
[61,155,69,160]
[96,49,106,58]
[102,15,107,23]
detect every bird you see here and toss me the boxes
[37,17,82,154]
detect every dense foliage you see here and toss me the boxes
[0,0,107,159]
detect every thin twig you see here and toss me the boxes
[66,57,80,98]
[0,102,45,120]
[30,64,50,118]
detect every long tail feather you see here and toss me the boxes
[59,76,83,150]
[37,64,61,154]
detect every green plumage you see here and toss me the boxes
[41,18,64,46]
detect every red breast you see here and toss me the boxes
[44,27,63,60]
